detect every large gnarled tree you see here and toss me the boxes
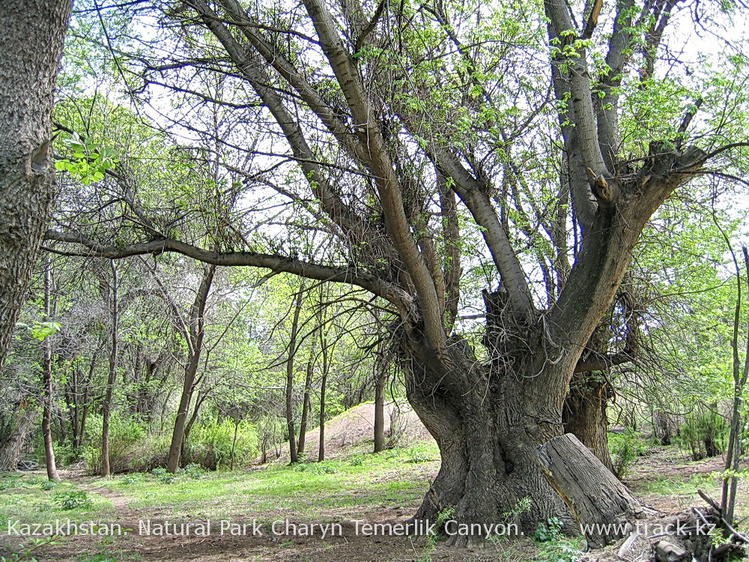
[47,0,748,535]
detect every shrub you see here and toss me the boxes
[159,474,176,484]
[177,463,205,479]
[677,407,728,461]
[83,413,168,474]
[609,429,647,478]
[404,445,431,464]
[55,443,85,467]
[183,418,258,470]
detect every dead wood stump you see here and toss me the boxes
[536,433,644,547]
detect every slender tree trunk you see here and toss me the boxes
[0,0,72,369]
[42,338,60,482]
[79,388,90,453]
[0,400,37,471]
[101,260,119,476]
[721,246,749,524]
[373,367,387,453]
[41,259,60,481]
[56,396,67,446]
[230,419,239,471]
[297,351,315,457]
[183,389,210,444]
[318,309,329,462]
[181,388,211,463]
[285,287,304,464]
[74,354,96,451]
[166,265,215,473]
[67,368,80,450]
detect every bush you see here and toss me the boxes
[177,463,205,479]
[677,408,728,461]
[54,490,92,510]
[183,418,258,470]
[609,429,647,478]
[55,443,85,468]
[83,413,168,474]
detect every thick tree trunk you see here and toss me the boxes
[563,372,614,472]
[405,186,693,537]
[0,401,37,471]
[405,338,573,541]
[373,368,386,453]
[0,0,71,369]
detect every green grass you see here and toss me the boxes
[99,442,439,520]
[0,473,114,529]
[640,472,717,496]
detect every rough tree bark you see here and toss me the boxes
[537,434,643,547]
[563,372,614,472]
[564,288,641,471]
[0,0,72,369]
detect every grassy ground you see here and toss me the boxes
[0,440,746,561]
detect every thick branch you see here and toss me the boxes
[43,230,411,310]
[545,0,609,177]
[188,0,371,248]
[302,0,446,351]
[427,145,536,318]
[595,0,636,169]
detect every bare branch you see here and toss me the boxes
[43,230,412,310]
